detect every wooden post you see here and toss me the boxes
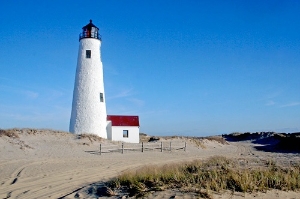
[161,142,163,152]
[142,142,144,152]
[122,143,124,154]
[170,142,172,151]
[184,142,186,152]
[100,144,102,155]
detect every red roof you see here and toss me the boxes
[107,115,140,127]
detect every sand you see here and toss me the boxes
[0,129,299,199]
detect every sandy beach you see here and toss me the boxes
[1,129,299,199]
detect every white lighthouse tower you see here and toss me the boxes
[69,20,107,138]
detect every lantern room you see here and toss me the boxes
[79,20,101,41]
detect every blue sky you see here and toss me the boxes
[0,0,299,136]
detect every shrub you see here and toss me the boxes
[77,134,103,142]
[108,156,300,196]
[0,129,19,138]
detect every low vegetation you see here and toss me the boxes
[223,132,300,152]
[0,128,71,137]
[0,129,19,138]
[206,136,228,145]
[139,132,150,142]
[188,137,206,149]
[108,156,300,198]
[77,133,103,143]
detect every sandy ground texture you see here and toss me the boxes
[0,129,300,199]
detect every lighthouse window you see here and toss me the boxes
[100,93,104,102]
[123,130,129,138]
[86,50,91,58]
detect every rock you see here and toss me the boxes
[96,186,115,196]
[149,136,160,142]
[87,186,96,194]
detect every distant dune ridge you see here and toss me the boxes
[223,131,300,152]
[0,128,300,199]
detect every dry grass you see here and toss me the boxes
[139,133,150,143]
[0,129,34,149]
[77,133,103,143]
[0,129,19,138]
[188,138,206,149]
[206,136,228,145]
[139,133,148,136]
[108,156,300,197]
[139,135,228,149]
[0,128,71,137]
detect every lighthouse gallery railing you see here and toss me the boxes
[79,31,101,41]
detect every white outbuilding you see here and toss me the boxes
[107,115,140,143]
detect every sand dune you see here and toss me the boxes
[0,129,299,199]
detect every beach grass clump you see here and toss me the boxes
[206,136,228,145]
[0,129,19,138]
[108,156,300,197]
[77,133,103,143]
[189,138,206,149]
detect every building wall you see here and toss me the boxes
[69,38,107,138]
[106,121,112,140]
[111,126,140,143]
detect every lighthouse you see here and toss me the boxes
[69,20,107,138]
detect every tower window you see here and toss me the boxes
[123,130,129,138]
[86,50,91,58]
[100,93,104,102]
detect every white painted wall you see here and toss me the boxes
[69,38,107,138]
[106,121,112,140]
[111,126,140,143]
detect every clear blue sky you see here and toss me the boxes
[0,0,299,136]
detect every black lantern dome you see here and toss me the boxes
[79,20,101,41]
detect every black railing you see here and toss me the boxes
[79,31,102,41]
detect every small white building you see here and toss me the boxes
[107,115,140,143]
